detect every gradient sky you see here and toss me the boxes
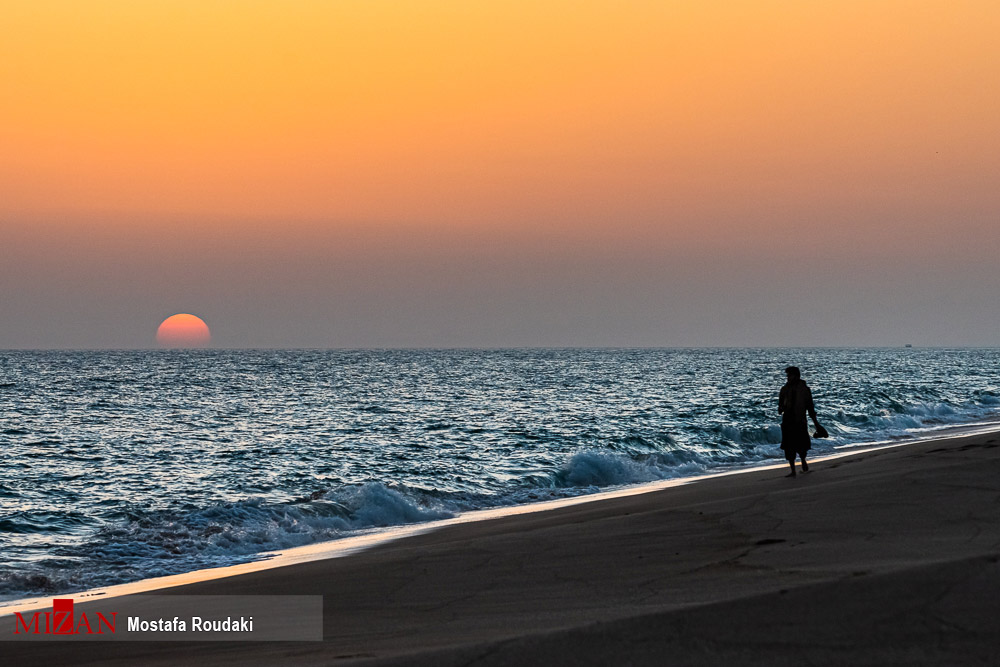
[2,1,998,348]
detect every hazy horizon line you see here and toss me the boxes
[0,344,990,352]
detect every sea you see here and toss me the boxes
[1,348,999,600]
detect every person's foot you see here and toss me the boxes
[785,472,796,478]
[801,461,809,472]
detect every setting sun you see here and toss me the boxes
[156,313,211,348]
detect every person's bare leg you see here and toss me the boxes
[801,455,809,473]
[786,460,796,477]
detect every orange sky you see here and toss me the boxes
[2,1,999,347]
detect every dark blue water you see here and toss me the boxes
[1,348,998,599]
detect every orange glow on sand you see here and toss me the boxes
[156,314,211,348]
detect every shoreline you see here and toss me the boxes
[4,427,1000,663]
[4,418,1000,617]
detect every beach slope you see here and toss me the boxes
[5,432,1000,665]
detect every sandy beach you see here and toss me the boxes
[5,430,1000,665]
[6,0,998,663]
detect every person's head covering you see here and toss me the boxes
[785,366,801,380]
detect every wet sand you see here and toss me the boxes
[5,431,1000,665]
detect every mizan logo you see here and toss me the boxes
[14,599,117,635]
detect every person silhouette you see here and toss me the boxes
[778,366,819,477]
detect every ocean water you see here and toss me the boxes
[1,348,998,599]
